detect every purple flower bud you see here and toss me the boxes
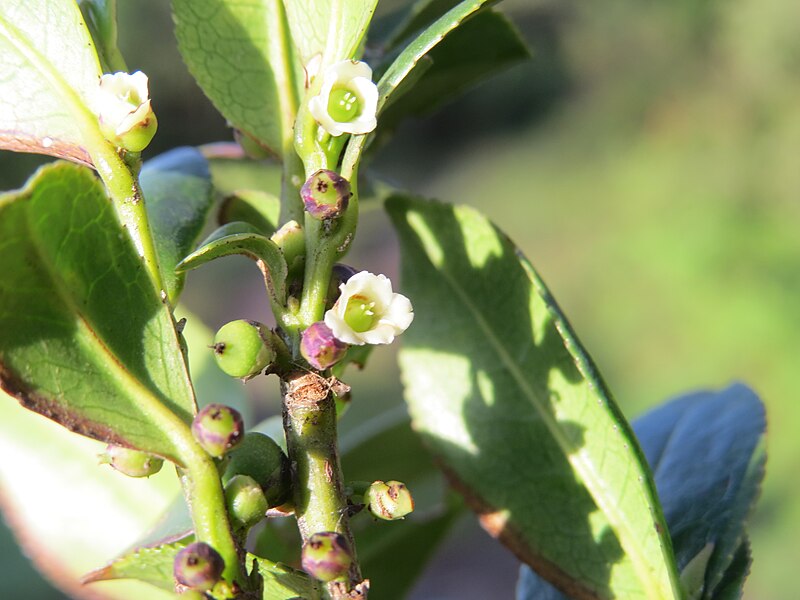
[365,480,414,520]
[301,170,351,220]
[301,322,348,370]
[173,542,225,591]
[191,404,244,458]
[100,444,163,478]
[301,532,353,582]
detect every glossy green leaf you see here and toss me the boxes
[176,222,288,307]
[386,195,680,599]
[172,0,302,157]
[0,394,180,600]
[633,384,765,598]
[218,189,281,236]
[376,10,529,135]
[0,0,103,165]
[0,162,195,462]
[78,0,127,73]
[140,147,214,304]
[377,0,462,49]
[282,0,378,64]
[249,555,323,600]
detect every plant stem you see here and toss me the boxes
[282,371,368,599]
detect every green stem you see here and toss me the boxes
[282,372,367,599]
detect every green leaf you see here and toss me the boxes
[172,0,302,157]
[83,542,185,591]
[632,385,765,598]
[376,10,529,135]
[0,394,180,600]
[282,0,378,64]
[0,163,196,462]
[141,147,214,304]
[377,0,463,49]
[0,0,104,165]
[176,222,288,307]
[386,195,680,599]
[709,540,750,600]
[218,189,281,236]
[248,555,323,600]
[78,0,127,73]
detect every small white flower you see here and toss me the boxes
[94,71,157,151]
[324,271,413,345]
[308,60,378,137]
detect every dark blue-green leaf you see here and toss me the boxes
[141,146,213,303]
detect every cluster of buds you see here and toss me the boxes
[223,432,291,509]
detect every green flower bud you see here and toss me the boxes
[100,444,163,478]
[173,542,225,591]
[191,404,244,458]
[271,220,305,273]
[224,474,268,530]
[223,432,290,508]
[301,170,351,220]
[365,480,414,520]
[212,320,275,379]
[301,532,353,582]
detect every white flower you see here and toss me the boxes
[94,71,157,151]
[308,60,378,137]
[324,271,413,345]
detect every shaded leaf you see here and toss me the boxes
[0,163,195,461]
[83,542,185,591]
[176,222,288,307]
[633,384,765,598]
[387,195,680,599]
[710,539,750,600]
[0,0,103,164]
[172,0,302,157]
[377,0,463,49]
[283,0,378,64]
[140,147,214,303]
[218,189,281,236]
[0,393,180,600]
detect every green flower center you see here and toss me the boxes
[343,294,378,332]
[328,88,360,122]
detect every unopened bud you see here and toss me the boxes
[212,320,275,379]
[301,322,348,370]
[223,432,290,508]
[301,170,351,220]
[100,444,163,478]
[301,532,353,582]
[271,220,305,271]
[173,542,224,591]
[365,480,414,520]
[192,404,244,458]
[225,474,268,530]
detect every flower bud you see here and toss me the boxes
[223,432,291,508]
[301,532,353,582]
[365,480,414,520]
[224,474,268,530]
[173,542,225,591]
[301,170,351,220]
[100,444,164,478]
[271,220,305,272]
[94,71,157,152]
[212,320,275,379]
[191,404,244,458]
[301,322,348,370]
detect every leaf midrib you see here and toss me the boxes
[409,214,675,599]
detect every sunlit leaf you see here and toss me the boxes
[0,0,103,164]
[282,0,378,64]
[0,162,195,461]
[387,195,680,599]
[172,0,302,157]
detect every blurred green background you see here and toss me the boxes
[1,0,798,598]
